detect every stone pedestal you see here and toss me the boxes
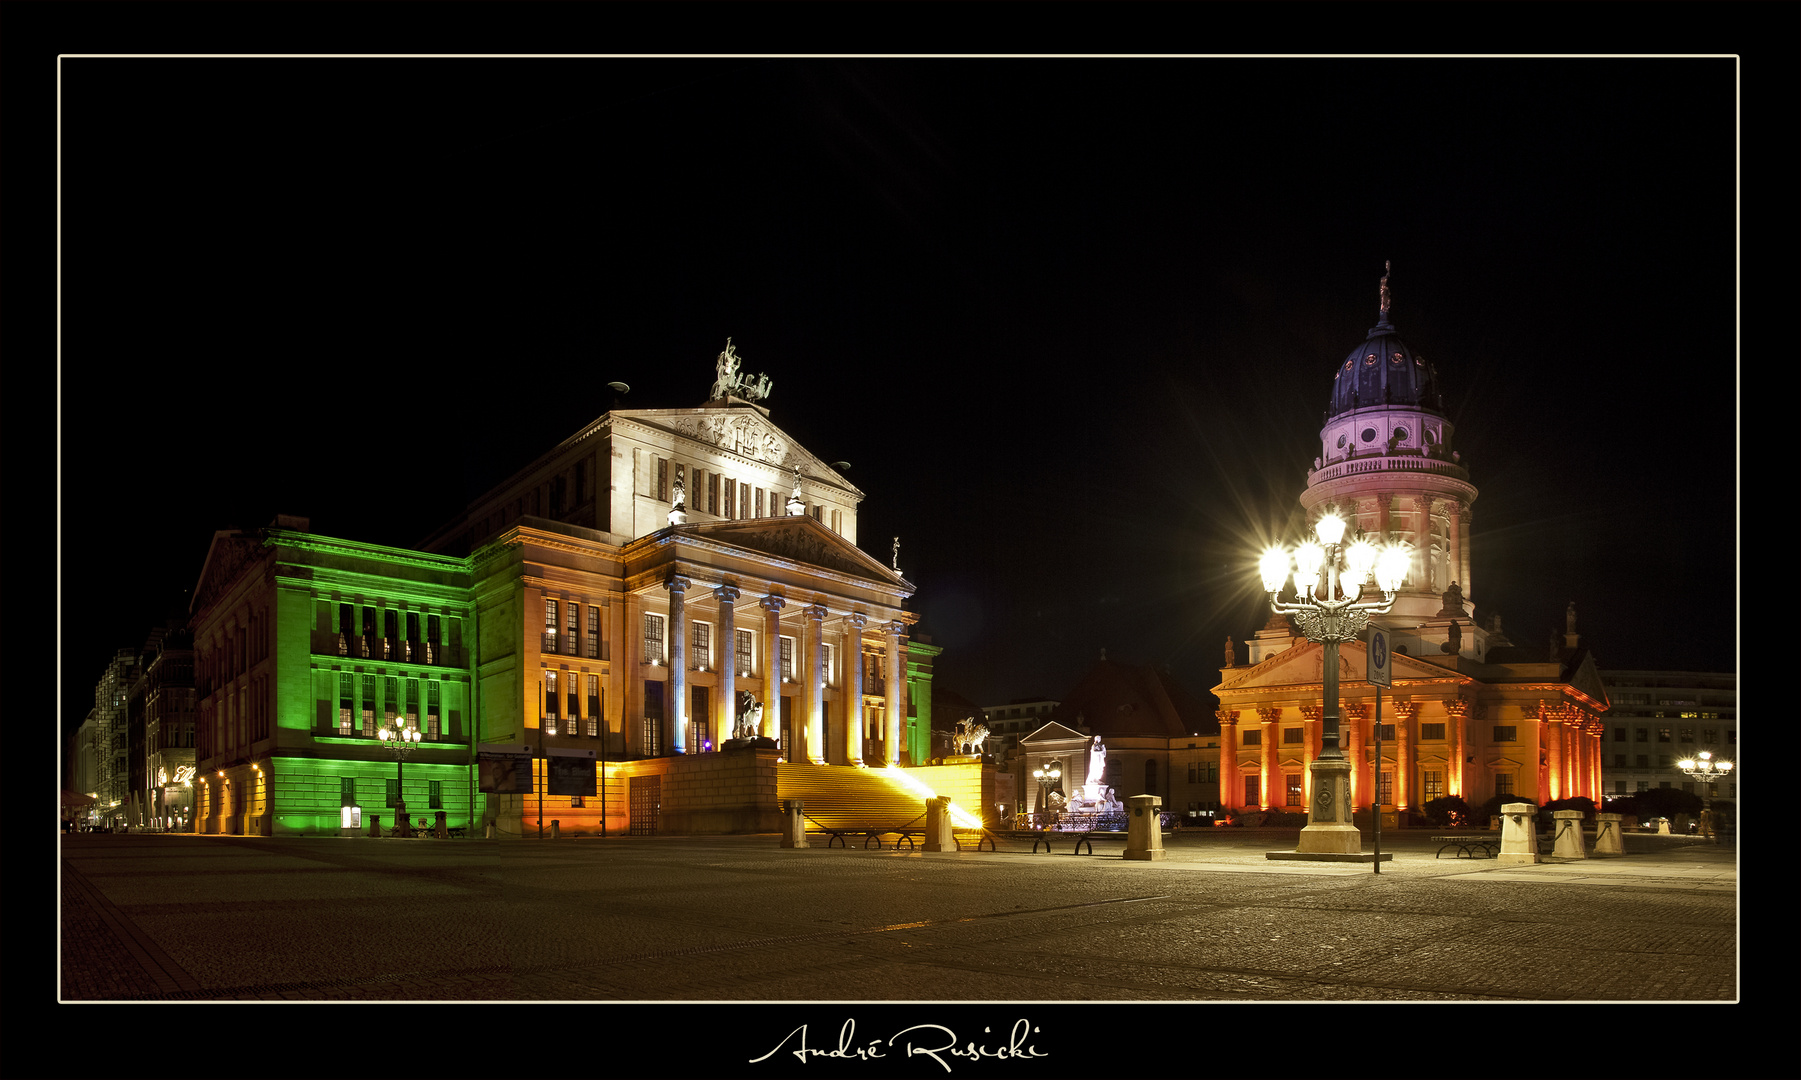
[1552,809,1587,859]
[1657,819,1671,835]
[781,799,806,849]
[435,810,449,839]
[924,796,954,852]
[550,819,561,839]
[1125,795,1166,861]
[1593,812,1625,856]
[1268,757,1389,862]
[1497,802,1539,865]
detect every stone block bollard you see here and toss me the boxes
[484,820,496,840]
[1552,809,1587,859]
[1497,802,1539,865]
[1656,818,1671,835]
[1593,812,1625,856]
[435,810,449,839]
[1125,795,1167,861]
[924,796,954,851]
[550,819,561,839]
[368,814,381,839]
[781,799,806,849]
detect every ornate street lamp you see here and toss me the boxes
[1032,760,1062,828]
[1259,510,1411,856]
[1677,750,1733,843]
[377,717,424,836]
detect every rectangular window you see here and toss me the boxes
[1678,727,1694,742]
[756,488,765,518]
[1636,754,1649,768]
[736,629,753,675]
[724,477,736,519]
[428,613,441,664]
[544,599,559,653]
[823,643,833,685]
[338,673,354,736]
[1495,774,1514,796]
[741,483,750,520]
[1285,774,1303,806]
[565,602,579,655]
[692,621,711,670]
[1615,780,1627,795]
[1283,728,1303,744]
[1244,776,1260,806]
[427,682,441,741]
[657,457,668,502]
[1614,754,1627,767]
[386,778,401,807]
[1614,727,1627,742]
[1379,771,1394,805]
[708,472,719,515]
[341,777,356,807]
[587,675,601,737]
[693,685,711,751]
[1188,762,1198,784]
[567,676,579,725]
[429,780,442,810]
[1243,729,1261,746]
[1637,780,1649,792]
[588,605,602,659]
[1635,728,1648,742]
[1377,724,1396,741]
[644,614,665,663]
[780,636,794,681]
[1492,726,1517,742]
[1657,727,1672,742]
[643,681,664,755]
[545,671,559,724]
[1420,723,1445,741]
[1423,770,1443,801]
[1701,728,1716,744]
[361,675,376,736]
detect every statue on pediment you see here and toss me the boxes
[708,337,773,403]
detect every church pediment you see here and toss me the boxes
[683,516,905,587]
[1020,721,1089,745]
[1566,652,1611,711]
[1218,639,1451,695]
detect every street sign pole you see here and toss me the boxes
[1368,628,1392,875]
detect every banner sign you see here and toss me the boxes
[478,744,534,794]
[547,748,598,797]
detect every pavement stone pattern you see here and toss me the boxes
[58,828,1737,1005]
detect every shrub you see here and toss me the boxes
[1422,795,1475,828]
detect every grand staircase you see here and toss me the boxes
[775,764,979,831]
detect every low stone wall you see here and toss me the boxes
[624,747,782,835]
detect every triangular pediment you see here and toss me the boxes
[623,407,860,496]
[190,529,265,617]
[1566,652,1611,711]
[1020,721,1088,745]
[1217,639,1449,695]
[681,515,907,588]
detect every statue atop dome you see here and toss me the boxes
[1380,259,1392,317]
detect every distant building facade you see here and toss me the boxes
[1599,671,1736,802]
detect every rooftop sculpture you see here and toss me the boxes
[709,338,773,404]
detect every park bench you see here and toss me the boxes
[1432,834,1504,859]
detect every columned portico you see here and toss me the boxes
[842,613,867,765]
[884,620,905,766]
[666,574,691,753]
[760,594,784,741]
[1215,710,1239,811]
[715,585,740,739]
[803,604,829,765]
[1258,707,1279,810]
[1392,700,1418,816]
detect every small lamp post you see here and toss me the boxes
[377,717,424,836]
[1676,750,1733,843]
[1032,760,1062,828]
[1259,510,1411,856]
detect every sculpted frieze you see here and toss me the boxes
[671,413,788,465]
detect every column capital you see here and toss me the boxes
[841,612,868,632]
[665,574,692,594]
[1257,706,1281,725]
[802,604,830,622]
[1390,700,1420,722]
[1340,703,1367,722]
[1215,709,1240,725]
[759,594,786,615]
[885,619,907,638]
[1300,705,1325,724]
[713,585,741,605]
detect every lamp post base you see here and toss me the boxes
[1289,757,1364,855]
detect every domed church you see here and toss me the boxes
[1215,265,1609,826]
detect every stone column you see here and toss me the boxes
[803,604,829,765]
[1300,705,1323,811]
[715,585,740,740]
[1393,700,1418,822]
[1444,697,1471,800]
[1457,503,1473,601]
[1258,707,1280,810]
[1445,498,1465,608]
[1341,703,1367,813]
[759,595,785,741]
[1409,496,1430,593]
[884,621,906,767]
[1376,492,1391,543]
[1215,711,1239,812]
[665,575,690,754]
[842,613,867,765]
[1542,701,1564,803]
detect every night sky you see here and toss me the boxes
[59,56,1741,741]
